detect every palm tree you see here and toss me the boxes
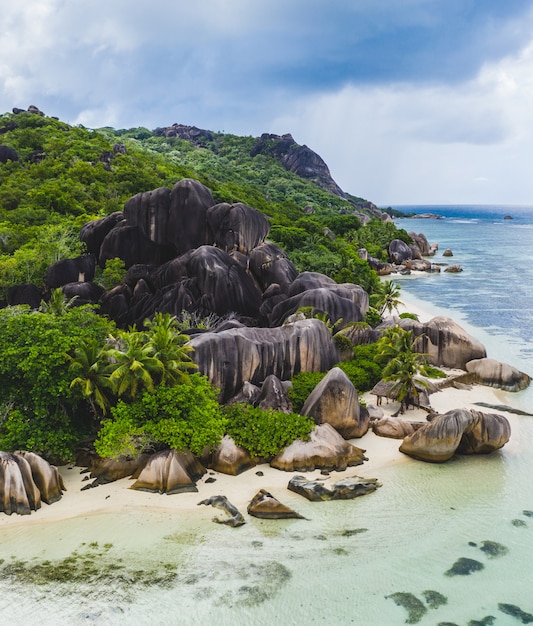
[106,331,163,401]
[370,280,403,317]
[376,326,432,414]
[142,312,196,385]
[40,288,78,315]
[68,339,114,418]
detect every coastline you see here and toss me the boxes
[0,294,518,530]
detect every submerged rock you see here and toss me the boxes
[197,494,245,527]
[247,489,305,519]
[445,557,484,577]
[287,474,381,502]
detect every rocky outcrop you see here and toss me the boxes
[0,451,65,515]
[45,255,97,290]
[189,319,338,402]
[399,409,511,462]
[287,474,381,501]
[249,242,298,293]
[256,375,293,413]
[388,239,413,265]
[390,316,487,370]
[62,281,105,306]
[153,123,214,145]
[207,436,256,475]
[130,449,206,494]
[198,495,246,527]
[206,202,270,255]
[247,489,305,519]
[302,367,369,438]
[270,424,367,472]
[465,358,531,392]
[7,283,42,308]
[370,417,426,439]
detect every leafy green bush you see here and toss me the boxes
[364,307,382,328]
[288,371,328,413]
[94,375,226,458]
[223,404,314,458]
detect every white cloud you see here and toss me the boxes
[269,37,533,205]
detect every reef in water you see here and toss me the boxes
[498,603,533,623]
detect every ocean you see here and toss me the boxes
[1,205,533,625]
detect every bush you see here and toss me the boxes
[224,404,314,458]
[288,371,328,413]
[94,374,226,458]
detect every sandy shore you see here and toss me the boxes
[0,295,521,528]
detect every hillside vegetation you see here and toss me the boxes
[0,109,410,299]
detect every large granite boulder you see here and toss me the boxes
[409,232,432,256]
[167,178,215,254]
[130,449,206,494]
[207,202,270,254]
[0,145,19,163]
[399,408,511,462]
[247,489,305,519]
[287,474,381,501]
[392,316,487,369]
[61,281,105,305]
[270,286,366,328]
[123,187,172,246]
[80,212,124,257]
[388,239,413,265]
[45,254,97,289]
[256,375,293,413]
[189,319,338,402]
[287,271,337,296]
[7,283,42,308]
[99,223,173,268]
[370,417,426,439]
[0,451,66,515]
[207,436,256,475]
[270,424,367,472]
[15,451,66,505]
[249,241,298,292]
[465,358,531,392]
[302,367,369,438]
[76,451,151,486]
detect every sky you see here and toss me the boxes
[2,0,533,206]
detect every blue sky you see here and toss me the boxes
[2,0,533,205]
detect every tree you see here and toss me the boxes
[39,287,79,315]
[370,280,403,317]
[375,326,432,414]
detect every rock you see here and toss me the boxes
[465,358,531,392]
[444,264,462,273]
[442,249,453,257]
[0,452,41,515]
[399,408,511,462]
[61,281,105,305]
[270,423,367,472]
[15,451,66,505]
[227,381,261,406]
[99,223,172,269]
[404,259,432,272]
[270,286,366,328]
[208,436,256,475]
[409,232,432,256]
[190,319,338,402]
[80,212,125,258]
[287,474,381,501]
[7,283,42,308]
[123,187,173,246]
[388,239,413,265]
[371,418,426,439]
[207,202,270,254]
[394,316,486,369]
[256,375,293,413]
[249,241,298,292]
[0,451,66,515]
[247,489,305,519]
[130,449,206,494]
[287,271,337,296]
[302,367,369,438]
[45,255,97,289]
[197,495,246,527]
[76,450,151,485]
[167,178,216,254]
[0,145,19,163]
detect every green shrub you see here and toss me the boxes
[288,371,328,413]
[94,375,226,458]
[364,307,382,328]
[224,404,314,458]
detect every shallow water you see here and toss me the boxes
[2,205,533,625]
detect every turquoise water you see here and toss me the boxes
[1,205,533,625]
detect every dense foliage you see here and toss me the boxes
[94,376,226,458]
[223,404,314,458]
